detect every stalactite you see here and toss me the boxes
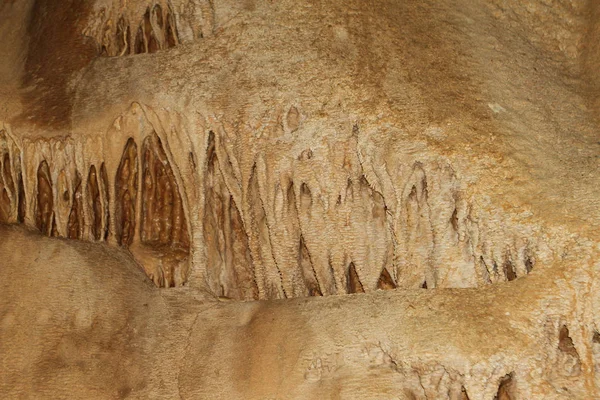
[229,195,259,300]
[3,153,14,195]
[130,132,192,287]
[299,235,322,296]
[116,16,130,56]
[35,160,54,236]
[100,163,110,240]
[144,8,160,54]
[67,173,83,240]
[165,7,178,48]
[204,132,256,298]
[153,4,164,32]
[87,165,103,241]
[0,152,13,222]
[140,132,189,249]
[115,138,138,247]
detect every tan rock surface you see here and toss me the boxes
[1,0,600,398]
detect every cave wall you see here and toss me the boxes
[1,0,600,398]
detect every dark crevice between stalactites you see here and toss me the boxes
[139,132,191,287]
[87,165,103,241]
[347,262,365,294]
[559,325,579,358]
[494,372,516,400]
[558,324,582,376]
[460,386,470,400]
[165,6,179,48]
[377,267,396,290]
[67,172,83,240]
[17,159,26,223]
[503,257,517,281]
[134,26,145,54]
[35,160,54,236]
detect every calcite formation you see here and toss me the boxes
[1,0,600,398]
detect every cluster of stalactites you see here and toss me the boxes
[0,129,190,288]
[98,3,180,57]
[199,122,542,301]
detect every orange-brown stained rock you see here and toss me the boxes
[134,133,192,287]
[140,132,189,249]
[67,173,83,240]
[115,138,138,247]
[87,165,103,241]
[347,262,365,294]
[377,268,397,290]
[36,160,54,236]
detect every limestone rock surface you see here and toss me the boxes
[1,0,600,398]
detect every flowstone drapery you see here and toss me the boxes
[1,0,600,398]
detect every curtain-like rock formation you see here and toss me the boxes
[1,0,600,397]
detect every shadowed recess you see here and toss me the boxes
[115,138,138,247]
[35,160,54,236]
